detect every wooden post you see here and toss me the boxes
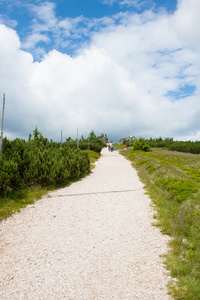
[77,128,79,149]
[0,93,5,155]
[61,130,62,147]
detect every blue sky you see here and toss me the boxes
[1,0,177,58]
[0,0,200,142]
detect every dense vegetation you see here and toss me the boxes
[132,138,151,152]
[145,137,200,154]
[66,130,106,153]
[122,147,200,299]
[122,137,200,154]
[0,128,104,219]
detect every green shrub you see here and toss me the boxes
[145,137,200,154]
[0,128,91,196]
[132,138,151,152]
[0,159,20,194]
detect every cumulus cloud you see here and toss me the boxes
[171,0,200,50]
[1,0,200,142]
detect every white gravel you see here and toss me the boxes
[0,148,171,299]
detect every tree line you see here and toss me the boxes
[123,137,200,154]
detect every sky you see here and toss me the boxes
[0,0,200,142]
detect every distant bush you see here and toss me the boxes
[145,137,174,148]
[168,141,200,154]
[132,138,151,152]
[145,137,200,154]
[64,130,106,153]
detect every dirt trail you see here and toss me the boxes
[0,148,171,299]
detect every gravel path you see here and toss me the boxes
[0,148,171,299]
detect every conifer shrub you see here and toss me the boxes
[0,128,91,195]
[145,137,200,154]
[132,138,151,152]
[0,159,20,194]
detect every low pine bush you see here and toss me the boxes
[132,138,151,152]
[0,129,91,195]
[145,137,200,154]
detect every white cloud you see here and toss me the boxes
[0,14,17,28]
[58,16,87,39]
[101,0,149,9]
[31,1,57,28]
[20,1,155,58]
[101,0,117,5]
[22,2,110,54]
[119,0,148,9]
[22,2,58,51]
[23,33,50,49]
[1,1,200,142]
[172,0,200,50]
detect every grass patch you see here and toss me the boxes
[0,185,48,221]
[113,143,125,151]
[156,177,197,203]
[82,150,101,164]
[82,150,101,170]
[121,148,200,299]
